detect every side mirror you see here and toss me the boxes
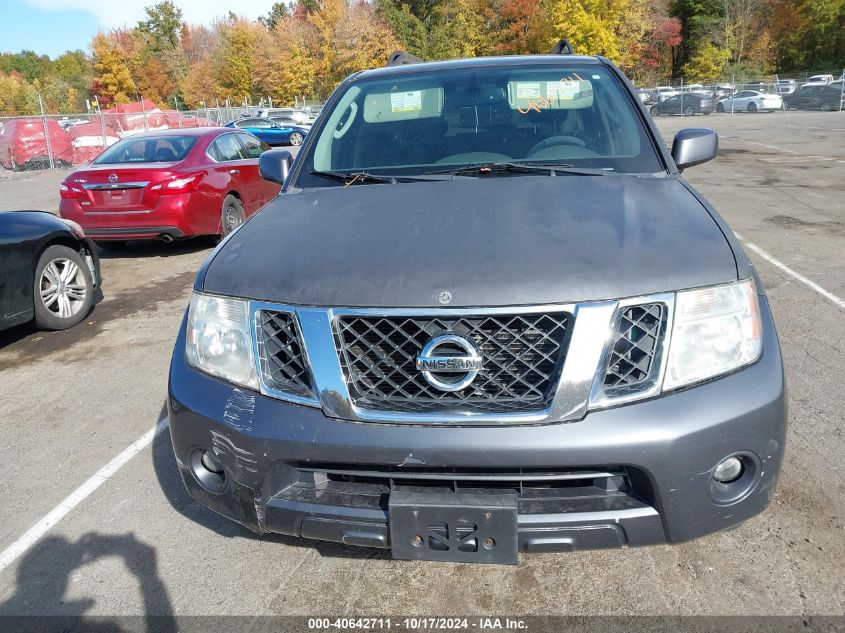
[259,149,293,184]
[671,128,718,170]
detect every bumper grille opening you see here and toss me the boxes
[280,464,647,516]
[603,303,664,388]
[256,310,313,398]
[335,313,572,414]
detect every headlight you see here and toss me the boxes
[663,278,762,391]
[186,293,258,390]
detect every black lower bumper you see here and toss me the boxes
[88,226,185,240]
[167,298,787,557]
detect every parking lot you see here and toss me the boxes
[0,111,843,618]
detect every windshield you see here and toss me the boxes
[94,135,198,164]
[297,63,662,186]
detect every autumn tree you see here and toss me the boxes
[91,33,136,105]
[212,18,262,103]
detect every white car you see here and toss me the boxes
[804,74,834,86]
[717,90,783,113]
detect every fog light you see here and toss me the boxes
[201,450,224,474]
[190,449,227,493]
[713,457,744,483]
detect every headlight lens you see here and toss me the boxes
[186,293,258,390]
[663,278,762,391]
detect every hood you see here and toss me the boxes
[201,175,737,307]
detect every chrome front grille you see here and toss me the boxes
[603,304,664,388]
[256,310,313,398]
[334,313,571,413]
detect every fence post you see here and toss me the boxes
[680,77,684,116]
[140,97,148,132]
[840,70,844,112]
[95,95,107,150]
[38,94,55,171]
[731,74,735,115]
[174,97,182,128]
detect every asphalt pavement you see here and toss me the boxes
[0,112,843,618]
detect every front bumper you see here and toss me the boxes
[167,298,787,554]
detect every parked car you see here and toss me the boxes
[224,118,308,146]
[653,86,681,102]
[650,93,714,116]
[716,90,783,112]
[0,118,73,171]
[0,210,100,332]
[270,116,311,130]
[804,74,834,86]
[785,84,845,111]
[254,108,311,125]
[168,50,786,564]
[58,128,279,246]
[776,79,798,96]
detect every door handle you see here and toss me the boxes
[229,169,240,175]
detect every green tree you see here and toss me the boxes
[138,1,184,52]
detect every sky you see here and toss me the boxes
[0,0,273,58]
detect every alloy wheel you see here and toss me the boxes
[40,258,88,319]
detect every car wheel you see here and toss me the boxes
[650,106,659,117]
[33,245,94,331]
[221,194,244,236]
[820,102,832,112]
[684,105,696,116]
[747,102,758,113]
[289,132,304,146]
[716,103,724,112]
[95,240,128,250]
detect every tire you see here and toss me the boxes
[716,103,724,112]
[95,240,128,250]
[747,102,758,113]
[221,194,244,236]
[650,106,660,117]
[820,102,831,112]
[33,245,94,331]
[289,131,304,146]
[703,111,711,115]
[684,105,696,116]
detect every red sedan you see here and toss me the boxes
[59,127,280,246]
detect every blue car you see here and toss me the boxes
[224,118,308,146]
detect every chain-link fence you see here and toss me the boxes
[0,100,319,174]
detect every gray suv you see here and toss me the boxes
[168,52,786,564]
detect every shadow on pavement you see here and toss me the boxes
[0,532,175,633]
[151,404,388,561]
[96,237,214,260]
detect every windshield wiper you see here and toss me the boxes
[310,169,465,185]
[425,162,612,177]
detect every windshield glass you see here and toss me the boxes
[94,135,198,164]
[298,63,661,186]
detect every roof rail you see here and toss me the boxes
[386,51,424,67]
[549,38,575,55]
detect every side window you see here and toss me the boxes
[212,134,246,161]
[238,134,270,159]
[246,119,271,128]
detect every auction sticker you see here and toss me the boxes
[547,80,581,100]
[391,91,423,112]
[515,82,542,99]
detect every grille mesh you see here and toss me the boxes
[256,310,312,398]
[603,304,664,388]
[335,313,571,413]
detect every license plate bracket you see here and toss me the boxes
[389,491,518,564]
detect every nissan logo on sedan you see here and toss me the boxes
[108,173,118,183]
[415,333,483,392]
